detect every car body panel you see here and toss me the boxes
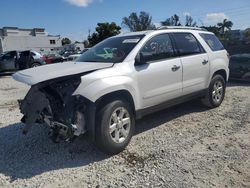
[12,61,113,85]
[229,54,250,81]
[181,53,210,95]
[134,58,183,108]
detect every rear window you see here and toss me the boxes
[199,33,224,51]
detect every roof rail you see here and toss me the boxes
[157,26,207,31]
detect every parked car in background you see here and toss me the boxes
[30,50,43,60]
[43,54,65,64]
[67,54,81,61]
[65,49,89,61]
[61,50,78,58]
[229,54,250,81]
[0,50,45,72]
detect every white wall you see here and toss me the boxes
[1,35,62,53]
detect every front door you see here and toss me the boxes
[135,33,183,108]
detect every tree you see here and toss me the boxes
[217,19,233,35]
[201,26,220,36]
[83,40,89,48]
[87,22,121,47]
[61,37,71,45]
[185,15,197,27]
[122,11,155,32]
[161,14,181,26]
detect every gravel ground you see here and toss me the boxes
[0,75,249,188]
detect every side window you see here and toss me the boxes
[3,52,13,60]
[173,33,203,56]
[140,34,175,62]
[199,33,224,51]
[50,40,56,45]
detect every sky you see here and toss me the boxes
[1,0,250,41]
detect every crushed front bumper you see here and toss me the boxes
[18,76,94,142]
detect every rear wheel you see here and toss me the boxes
[202,74,226,108]
[95,100,135,154]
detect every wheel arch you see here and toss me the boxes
[95,89,136,115]
[212,69,227,82]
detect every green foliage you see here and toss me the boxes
[61,37,71,45]
[201,26,220,36]
[161,14,181,26]
[217,19,233,34]
[87,22,121,47]
[122,11,156,32]
[83,12,236,47]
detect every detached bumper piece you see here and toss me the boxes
[19,77,87,142]
[19,87,50,134]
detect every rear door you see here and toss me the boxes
[172,32,209,95]
[0,51,16,71]
[135,33,183,108]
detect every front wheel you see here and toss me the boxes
[202,74,226,108]
[95,100,135,154]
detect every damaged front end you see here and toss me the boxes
[19,76,89,142]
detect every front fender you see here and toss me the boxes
[73,76,139,109]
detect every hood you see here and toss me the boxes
[12,61,113,85]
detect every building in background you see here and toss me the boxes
[0,27,62,54]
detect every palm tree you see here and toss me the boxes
[217,19,233,35]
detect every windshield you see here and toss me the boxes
[76,35,145,63]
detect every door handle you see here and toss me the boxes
[202,60,209,65]
[172,65,180,71]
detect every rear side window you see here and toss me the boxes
[172,33,204,56]
[199,33,224,51]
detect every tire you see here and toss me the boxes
[30,62,41,68]
[202,74,226,108]
[95,100,135,154]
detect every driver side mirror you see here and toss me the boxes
[135,52,152,66]
[135,53,143,66]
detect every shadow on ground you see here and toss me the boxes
[0,100,211,181]
[0,72,13,77]
[227,80,250,87]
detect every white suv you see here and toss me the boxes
[13,27,229,154]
